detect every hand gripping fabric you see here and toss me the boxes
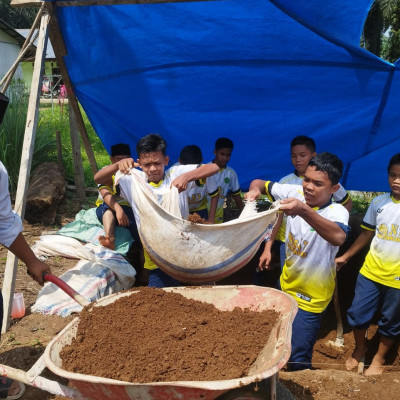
[117,169,280,283]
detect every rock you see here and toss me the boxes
[25,162,66,225]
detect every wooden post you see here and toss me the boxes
[69,106,86,203]
[44,1,98,177]
[2,13,50,333]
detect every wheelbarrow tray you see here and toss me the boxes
[44,285,297,400]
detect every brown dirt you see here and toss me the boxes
[187,213,208,224]
[61,287,279,382]
[0,200,399,399]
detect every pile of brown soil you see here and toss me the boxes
[187,212,208,224]
[60,287,279,383]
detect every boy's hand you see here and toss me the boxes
[116,208,129,227]
[27,259,51,285]
[172,176,190,192]
[118,158,138,174]
[279,198,306,216]
[335,255,348,271]
[244,189,261,202]
[258,247,272,271]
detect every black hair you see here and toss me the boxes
[136,133,167,157]
[388,153,400,172]
[179,145,203,165]
[215,137,234,151]
[111,143,131,157]
[308,152,343,185]
[291,135,316,153]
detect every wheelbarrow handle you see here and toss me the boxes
[42,273,90,307]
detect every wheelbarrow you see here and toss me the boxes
[1,282,297,400]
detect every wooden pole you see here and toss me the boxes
[69,106,86,203]
[2,13,50,333]
[45,2,98,177]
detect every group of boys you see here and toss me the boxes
[95,133,400,377]
[95,134,243,287]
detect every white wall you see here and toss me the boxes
[0,29,23,82]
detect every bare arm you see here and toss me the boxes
[99,187,129,226]
[8,233,51,285]
[335,229,374,270]
[258,212,283,270]
[207,195,218,223]
[343,196,353,213]
[233,193,244,211]
[280,198,347,246]
[172,163,219,192]
[94,158,139,187]
[244,179,267,201]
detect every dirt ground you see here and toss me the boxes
[0,199,399,400]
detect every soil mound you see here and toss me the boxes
[60,287,279,383]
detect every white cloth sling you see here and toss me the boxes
[117,168,279,283]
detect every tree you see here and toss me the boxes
[0,0,36,28]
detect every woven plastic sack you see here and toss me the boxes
[117,169,279,283]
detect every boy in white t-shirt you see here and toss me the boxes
[177,145,218,223]
[246,152,350,371]
[94,134,219,288]
[273,135,352,271]
[207,137,244,223]
[335,153,400,376]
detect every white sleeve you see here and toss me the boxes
[0,163,23,247]
[333,183,349,203]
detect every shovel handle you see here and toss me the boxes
[42,273,90,307]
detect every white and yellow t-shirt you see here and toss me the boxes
[359,193,400,289]
[206,165,241,224]
[117,164,199,270]
[276,171,350,242]
[265,181,350,313]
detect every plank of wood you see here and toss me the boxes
[11,0,214,8]
[2,13,50,333]
[45,2,99,176]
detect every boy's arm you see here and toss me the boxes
[8,233,51,285]
[172,163,219,192]
[258,212,283,270]
[245,179,267,201]
[280,198,347,246]
[233,193,244,211]
[207,194,218,223]
[94,158,138,186]
[335,229,374,270]
[99,187,129,227]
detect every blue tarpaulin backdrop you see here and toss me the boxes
[47,0,400,191]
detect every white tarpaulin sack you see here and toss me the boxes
[116,169,279,283]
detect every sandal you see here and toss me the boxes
[6,381,25,400]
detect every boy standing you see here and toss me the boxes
[96,143,140,250]
[246,152,350,370]
[178,145,218,223]
[208,137,244,223]
[272,135,352,270]
[335,153,400,375]
[94,134,219,287]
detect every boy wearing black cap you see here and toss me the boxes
[96,143,140,250]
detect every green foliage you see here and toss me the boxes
[349,191,382,214]
[0,0,37,28]
[0,81,57,193]
[39,105,109,187]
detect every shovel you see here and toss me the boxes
[42,273,90,307]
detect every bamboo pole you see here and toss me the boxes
[2,13,50,333]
